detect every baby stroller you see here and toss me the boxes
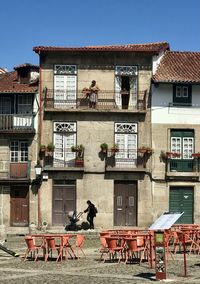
[65,211,83,231]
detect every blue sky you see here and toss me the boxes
[1,0,200,71]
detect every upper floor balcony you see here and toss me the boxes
[0,161,31,181]
[105,149,149,172]
[0,114,35,134]
[42,148,148,172]
[166,158,200,180]
[43,89,147,113]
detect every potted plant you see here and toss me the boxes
[166,151,181,158]
[138,146,147,154]
[146,147,154,154]
[71,144,84,152]
[192,153,200,158]
[46,142,55,154]
[160,150,168,161]
[75,158,84,167]
[39,144,46,153]
[111,143,119,154]
[100,143,108,153]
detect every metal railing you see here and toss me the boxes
[0,160,31,179]
[0,114,35,131]
[44,148,84,168]
[106,149,147,169]
[44,89,147,111]
[43,148,148,169]
[167,158,200,172]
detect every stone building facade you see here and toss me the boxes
[33,42,169,229]
[0,64,39,236]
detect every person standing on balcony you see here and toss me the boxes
[84,200,97,229]
[89,80,100,108]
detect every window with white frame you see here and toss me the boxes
[115,66,138,109]
[10,140,28,162]
[171,130,194,159]
[173,85,192,106]
[54,65,77,109]
[53,122,76,167]
[114,122,137,167]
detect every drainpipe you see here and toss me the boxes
[37,52,42,229]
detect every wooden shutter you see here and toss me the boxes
[115,76,122,109]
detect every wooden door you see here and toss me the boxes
[169,186,194,224]
[114,181,137,226]
[10,186,29,226]
[52,181,76,225]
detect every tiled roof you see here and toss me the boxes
[14,63,39,70]
[0,71,38,93]
[153,51,200,83]
[33,42,169,54]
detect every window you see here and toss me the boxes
[54,65,77,109]
[53,122,76,167]
[173,85,192,106]
[171,130,194,159]
[0,97,11,114]
[10,140,28,162]
[170,130,194,172]
[115,122,137,167]
[115,66,138,109]
[18,95,32,114]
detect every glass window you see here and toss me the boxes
[10,140,28,162]
[18,95,32,114]
[173,85,191,106]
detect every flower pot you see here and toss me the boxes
[75,159,84,167]
[138,149,147,154]
[101,148,108,154]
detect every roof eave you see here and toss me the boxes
[153,80,200,85]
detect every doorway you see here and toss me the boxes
[114,181,137,226]
[52,180,76,225]
[10,185,29,226]
[169,186,194,224]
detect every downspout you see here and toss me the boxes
[38,52,42,229]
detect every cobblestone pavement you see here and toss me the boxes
[0,234,200,283]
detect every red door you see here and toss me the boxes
[10,186,29,226]
[114,181,137,226]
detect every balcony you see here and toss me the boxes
[166,158,200,180]
[0,161,31,181]
[43,148,84,171]
[0,114,35,133]
[44,89,147,112]
[105,150,147,171]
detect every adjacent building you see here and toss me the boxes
[151,51,200,224]
[0,64,39,235]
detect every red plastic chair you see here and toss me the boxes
[125,237,145,264]
[99,236,109,261]
[72,234,86,259]
[104,237,124,263]
[62,236,76,259]
[24,236,45,261]
[45,237,63,262]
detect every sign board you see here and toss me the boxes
[149,212,184,230]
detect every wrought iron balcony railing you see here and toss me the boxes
[0,114,35,132]
[43,148,84,168]
[0,161,31,179]
[43,89,147,111]
[105,149,147,169]
[167,158,200,172]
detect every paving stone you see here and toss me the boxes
[0,235,200,283]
